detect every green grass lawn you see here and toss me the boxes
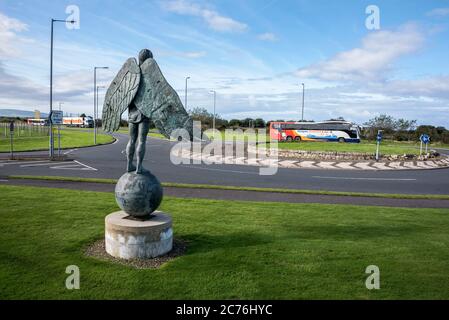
[267,140,449,155]
[0,129,114,152]
[1,185,449,299]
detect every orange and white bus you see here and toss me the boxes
[270,121,361,143]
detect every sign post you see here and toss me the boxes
[375,130,383,161]
[420,134,430,156]
[9,121,14,159]
[50,110,64,158]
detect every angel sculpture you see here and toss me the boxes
[102,49,197,174]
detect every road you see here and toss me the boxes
[1,132,449,195]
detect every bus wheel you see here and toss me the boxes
[286,136,293,142]
[338,137,345,143]
[294,136,301,142]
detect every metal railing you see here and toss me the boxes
[0,123,49,139]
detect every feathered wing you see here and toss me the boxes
[134,59,202,141]
[102,58,141,133]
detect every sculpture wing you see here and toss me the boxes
[102,58,141,133]
[134,59,202,141]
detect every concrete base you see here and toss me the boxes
[105,211,173,260]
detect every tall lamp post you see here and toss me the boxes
[185,76,190,109]
[210,90,216,137]
[49,18,75,158]
[94,66,108,144]
[301,83,305,121]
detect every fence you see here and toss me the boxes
[0,123,49,139]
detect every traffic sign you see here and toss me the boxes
[376,133,382,143]
[420,134,430,144]
[9,121,14,132]
[50,110,64,125]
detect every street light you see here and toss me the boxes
[94,66,108,144]
[210,90,216,137]
[49,18,76,158]
[301,83,305,121]
[185,76,190,109]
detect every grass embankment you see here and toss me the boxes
[1,185,449,299]
[0,129,114,152]
[8,175,449,200]
[269,140,447,156]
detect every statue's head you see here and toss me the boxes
[139,49,153,65]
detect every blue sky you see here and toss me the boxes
[0,0,449,126]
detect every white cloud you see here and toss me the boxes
[296,24,424,82]
[257,32,277,41]
[0,12,28,58]
[163,0,248,32]
[427,7,449,17]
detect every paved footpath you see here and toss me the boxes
[1,178,449,209]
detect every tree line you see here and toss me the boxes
[362,114,449,143]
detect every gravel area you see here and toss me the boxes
[85,238,187,269]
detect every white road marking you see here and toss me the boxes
[278,160,298,168]
[315,162,337,169]
[371,162,394,170]
[0,160,50,167]
[312,176,417,181]
[0,179,8,182]
[20,162,67,167]
[63,149,77,155]
[334,162,357,170]
[296,161,317,168]
[179,165,259,175]
[353,162,377,170]
[112,138,119,145]
[73,160,98,171]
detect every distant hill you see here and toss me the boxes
[0,109,48,118]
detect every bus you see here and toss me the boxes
[26,119,48,126]
[270,121,361,143]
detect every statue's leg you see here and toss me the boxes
[126,122,138,172]
[136,120,150,174]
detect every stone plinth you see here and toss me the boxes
[105,211,173,260]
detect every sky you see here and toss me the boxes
[0,0,448,126]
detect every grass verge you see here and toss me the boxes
[0,129,114,152]
[268,140,435,155]
[8,175,449,200]
[1,184,449,299]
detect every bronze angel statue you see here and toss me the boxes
[102,49,199,174]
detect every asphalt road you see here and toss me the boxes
[1,132,449,195]
[3,178,449,208]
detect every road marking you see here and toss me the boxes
[179,165,259,175]
[73,160,98,171]
[371,162,393,170]
[334,162,357,170]
[353,162,377,170]
[0,160,50,167]
[20,162,67,167]
[0,179,8,182]
[64,149,77,155]
[312,176,417,181]
[315,162,337,169]
[112,138,120,145]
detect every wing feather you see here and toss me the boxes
[102,58,141,132]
